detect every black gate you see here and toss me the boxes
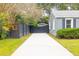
[30,23,49,33]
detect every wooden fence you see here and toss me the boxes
[8,23,30,38]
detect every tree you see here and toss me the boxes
[15,3,42,25]
[0,3,43,38]
[70,4,79,10]
[57,3,68,10]
[37,3,55,16]
[0,4,17,39]
[57,3,79,10]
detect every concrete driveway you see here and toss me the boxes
[12,33,73,56]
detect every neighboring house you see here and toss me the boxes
[49,9,79,35]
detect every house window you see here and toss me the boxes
[65,18,73,28]
[66,20,71,28]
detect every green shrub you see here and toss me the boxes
[28,17,38,27]
[0,13,10,39]
[41,16,49,24]
[15,14,24,24]
[0,29,8,39]
[57,28,79,39]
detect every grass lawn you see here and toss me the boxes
[0,34,31,56]
[48,33,79,56]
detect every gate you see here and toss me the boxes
[30,23,49,33]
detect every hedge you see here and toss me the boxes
[56,28,79,39]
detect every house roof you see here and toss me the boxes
[52,10,79,18]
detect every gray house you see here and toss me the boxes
[49,9,79,35]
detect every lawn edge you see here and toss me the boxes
[48,33,74,56]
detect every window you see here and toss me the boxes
[65,18,73,28]
[66,20,71,28]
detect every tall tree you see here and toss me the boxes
[70,3,79,10]
[0,3,43,38]
[37,3,55,16]
[57,3,68,10]
[15,3,42,25]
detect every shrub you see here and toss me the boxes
[28,17,38,27]
[15,14,24,24]
[0,29,8,39]
[56,28,79,39]
[0,13,10,39]
[41,16,49,24]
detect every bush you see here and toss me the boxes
[1,30,8,39]
[28,17,38,27]
[15,14,24,24]
[56,28,79,39]
[41,16,49,24]
[0,29,8,39]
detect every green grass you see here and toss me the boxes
[48,33,79,56]
[0,34,31,56]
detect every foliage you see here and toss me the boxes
[37,3,55,15]
[28,17,38,27]
[15,14,24,24]
[57,4,68,10]
[15,13,39,27]
[0,29,9,39]
[0,4,17,39]
[57,28,79,39]
[0,4,42,39]
[71,4,79,10]
[37,3,79,14]
[15,4,42,24]
[0,12,10,39]
[41,16,49,23]
[57,3,79,10]
[0,3,42,26]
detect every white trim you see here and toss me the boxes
[49,19,52,30]
[53,19,55,30]
[65,18,73,28]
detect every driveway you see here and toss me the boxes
[12,33,73,56]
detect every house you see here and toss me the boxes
[49,9,79,35]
